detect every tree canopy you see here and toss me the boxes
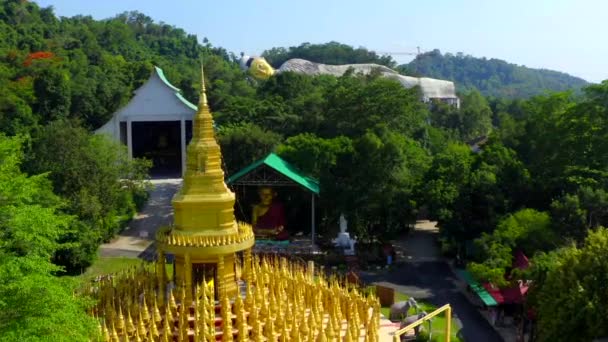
[405,49,588,98]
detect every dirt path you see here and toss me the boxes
[99,179,182,258]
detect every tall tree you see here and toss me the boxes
[0,134,97,341]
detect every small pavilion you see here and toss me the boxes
[227,153,320,244]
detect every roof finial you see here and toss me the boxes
[199,55,208,107]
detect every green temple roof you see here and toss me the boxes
[227,153,320,195]
[154,66,197,111]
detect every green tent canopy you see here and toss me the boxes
[227,153,319,194]
[455,269,498,307]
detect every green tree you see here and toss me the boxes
[422,143,474,233]
[550,187,608,243]
[276,133,351,177]
[322,129,430,238]
[25,120,150,272]
[0,134,97,341]
[534,228,608,341]
[459,90,493,141]
[217,122,283,175]
[33,68,71,122]
[468,209,554,285]
[322,74,428,138]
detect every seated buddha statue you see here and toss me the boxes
[252,187,289,240]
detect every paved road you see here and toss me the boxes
[361,222,503,342]
[99,179,182,259]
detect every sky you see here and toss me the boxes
[36,0,607,83]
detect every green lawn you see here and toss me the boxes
[75,257,174,283]
[380,291,463,342]
[76,257,144,282]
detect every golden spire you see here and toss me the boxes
[115,305,125,335]
[165,304,174,327]
[162,314,172,342]
[110,322,120,342]
[326,316,335,341]
[344,323,353,342]
[169,290,178,315]
[263,316,276,341]
[134,328,142,342]
[279,318,289,342]
[185,58,222,179]
[221,292,234,342]
[137,311,147,338]
[153,298,162,324]
[101,320,110,342]
[290,320,301,342]
[235,294,248,342]
[126,309,136,336]
[253,319,264,342]
[149,317,160,341]
[199,60,207,107]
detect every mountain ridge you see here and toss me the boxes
[400,49,588,98]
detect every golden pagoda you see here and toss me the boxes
[88,64,382,342]
[155,64,254,300]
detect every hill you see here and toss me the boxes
[262,43,589,99]
[0,1,251,133]
[401,49,589,98]
[262,41,397,69]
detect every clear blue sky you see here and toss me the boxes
[37,0,606,83]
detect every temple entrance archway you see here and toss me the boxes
[132,121,182,177]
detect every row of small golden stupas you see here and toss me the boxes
[89,255,381,342]
[155,223,254,248]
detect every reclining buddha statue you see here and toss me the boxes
[239,54,460,107]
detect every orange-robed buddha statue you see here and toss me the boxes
[252,187,289,240]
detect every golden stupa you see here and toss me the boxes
[155,64,254,300]
[88,65,381,342]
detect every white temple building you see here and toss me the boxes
[95,66,196,176]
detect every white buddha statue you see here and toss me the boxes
[333,214,356,255]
